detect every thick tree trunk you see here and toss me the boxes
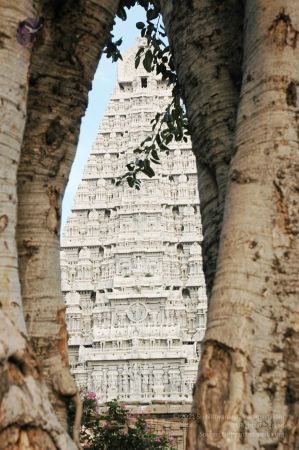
[159,0,243,296]
[0,2,77,448]
[159,3,244,448]
[0,311,77,450]
[17,0,120,431]
[0,0,32,333]
[193,1,299,449]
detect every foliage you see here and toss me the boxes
[103,0,189,189]
[69,392,176,449]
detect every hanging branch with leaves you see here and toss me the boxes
[103,0,189,189]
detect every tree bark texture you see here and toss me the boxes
[0,0,33,333]
[193,1,299,449]
[0,2,78,448]
[17,0,120,429]
[0,310,77,450]
[159,0,243,296]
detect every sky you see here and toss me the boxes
[61,5,146,230]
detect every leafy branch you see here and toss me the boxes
[116,97,189,189]
[69,394,176,449]
[103,0,189,189]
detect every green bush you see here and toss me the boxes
[72,392,176,449]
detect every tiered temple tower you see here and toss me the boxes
[61,40,207,449]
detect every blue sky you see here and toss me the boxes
[61,5,146,230]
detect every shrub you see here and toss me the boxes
[70,393,176,450]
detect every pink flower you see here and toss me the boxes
[154,437,161,443]
[127,414,136,425]
[84,428,94,437]
[104,420,112,429]
[86,391,97,400]
[169,436,176,444]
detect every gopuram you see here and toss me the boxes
[61,40,207,449]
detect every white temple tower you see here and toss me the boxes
[61,40,207,449]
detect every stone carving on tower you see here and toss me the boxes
[61,40,207,423]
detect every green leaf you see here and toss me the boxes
[165,134,173,145]
[112,52,120,62]
[151,149,159,160]
[135,56,141,69]
[117,6,127,21]
[142,136,152,144]
[143,162,155,178]
[136,47,145,57]
[146,8,159,21]
[143,49,153,72]
[136,21,145,29]
[162,144,170,151]
[138,0,150,8]
[150,158,161,165]
[127,177,134,188]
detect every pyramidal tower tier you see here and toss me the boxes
[61,40,207,410]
